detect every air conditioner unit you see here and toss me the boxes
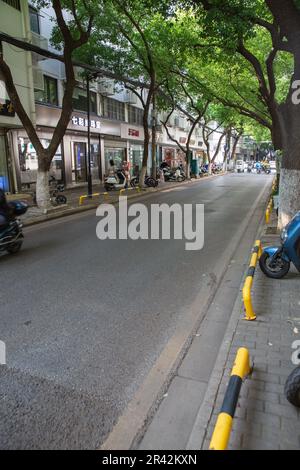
[31,32,48,51]
[123,89,137,104]
[98,78,115,96]
[32,66,44,91]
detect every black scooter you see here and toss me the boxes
[0,201,28,254]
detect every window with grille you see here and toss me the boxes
[102,97,125,121]
[29,6,40,34]
[35,76,59,106]
[128,105,143,126]
[72,86,97,114]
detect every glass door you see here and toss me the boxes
[73,142,87,183]
[90,143,100,181]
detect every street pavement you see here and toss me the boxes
[0,173,271,449]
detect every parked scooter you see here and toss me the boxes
[247,163,253,173]
[162,166,186,182]
[259,210,300,279]
[0,201,28,254]
[33,176,67,206]
[262,163,271,174]
[130,175,158,188]
[285,366,300,407]
[104,170,127,191]
[199,165,208,177]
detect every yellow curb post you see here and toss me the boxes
[209,347,252,450]
[242,240,262,321]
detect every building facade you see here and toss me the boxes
[0,0,35,192]
[1,1,227,193]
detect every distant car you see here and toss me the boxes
[236,160,245,173]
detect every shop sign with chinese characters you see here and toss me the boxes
[71,115,101,130]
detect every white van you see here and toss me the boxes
[236,160,245,173]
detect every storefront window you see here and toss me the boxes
[18,138,62,187]
[129,145,143,176]
[0,135,9,192]
[104,148,125,174]
[72,142,86,183]
[73,87,97,114]
[163,148,175,167]
[35,76,58,106]
[90,143,100,181]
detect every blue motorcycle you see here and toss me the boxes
[259,210,300,279]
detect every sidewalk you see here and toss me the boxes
[9,174,224,227]
[188,210,300,450]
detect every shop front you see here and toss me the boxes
[17,134,63,187]
[104,144,127,174]
[120,123,144,176]
[14,105,119,189]
[162,146,187,169]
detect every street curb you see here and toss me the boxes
[23,173,226,228]
[186,186,270,450]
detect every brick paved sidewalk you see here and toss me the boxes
[196,212,300,450]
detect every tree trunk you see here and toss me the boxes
[139,81,153,186]
[208,162,212,175]
[139,165,147,187]
[36,169,50,210]
[185,149,191,179]
[139,100,150,186]
[278,168,300,228]
[277,100,300,228]
[151,127,157,180]
[140,123,150,186]
[151,93,157,179]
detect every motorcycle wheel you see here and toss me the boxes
[7,240,23,254]
[55,195,67,205]
[285,366,300,407]
[259,251,290,279]
[146,177,156,187]
[130,178,138,188]
[105,184,114,191]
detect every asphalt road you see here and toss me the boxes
[0,173,271,449]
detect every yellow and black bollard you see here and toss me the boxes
[242,240,262,321]
[209,348,252,450]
